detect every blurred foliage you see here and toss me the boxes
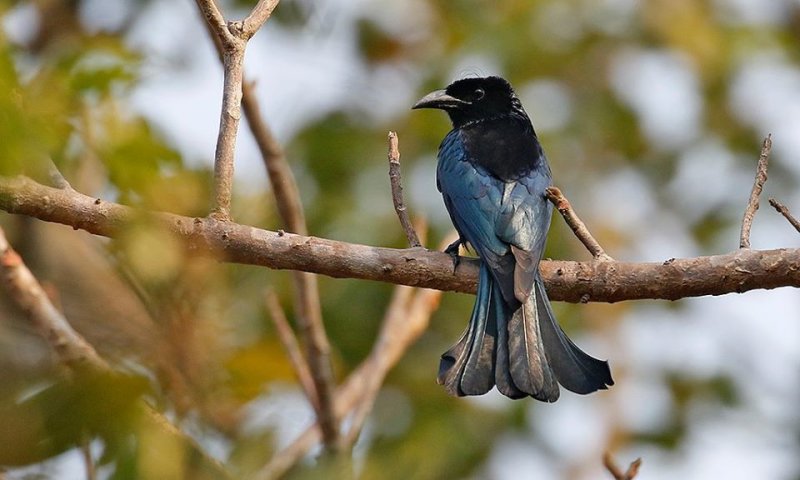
[0,0,799,479]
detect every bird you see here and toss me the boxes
[413,76,613,401]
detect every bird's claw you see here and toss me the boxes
[444,239,462,274]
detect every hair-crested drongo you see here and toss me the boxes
[413,76,613,401]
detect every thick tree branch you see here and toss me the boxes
[769,198,800,234]
[546,186,614,261]
[740,134,772,248]
[2,176,800,303]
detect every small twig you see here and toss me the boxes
[264,289,319,411]
[769,198,800,234]
[740,134,772,248]
[387,131,421,247]
[603,452,642,480]
[546,186,614,261]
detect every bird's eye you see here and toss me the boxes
[474,88,485,100]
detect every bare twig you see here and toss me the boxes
[265,289,319,411]
[546,186,614,261]
[740,134,772,248]
[387,131,421,247]
[769,198,800,234]
[194,0,227,39]
[3,176,800,303]
[603,452,642,480]
[240,76,340,450]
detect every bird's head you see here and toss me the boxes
[412,76,525,128]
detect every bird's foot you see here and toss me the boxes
[444,239,462,274]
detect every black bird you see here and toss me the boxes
[413,76,613,401]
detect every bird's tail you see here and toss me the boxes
[437,265,613,401]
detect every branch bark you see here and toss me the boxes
[2,176,800,303]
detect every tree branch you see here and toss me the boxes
[2,176,800,303]
[769,198,800,234]
[546,186,614,261]
[740,134,772,248]
[387,131,421,247]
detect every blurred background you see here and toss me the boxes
[1,0,799,478]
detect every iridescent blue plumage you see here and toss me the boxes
[414,76,613,401]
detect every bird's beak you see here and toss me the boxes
[412,89,467,110]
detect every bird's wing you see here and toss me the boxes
[437,132,510,265]
[494,167,553,302]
